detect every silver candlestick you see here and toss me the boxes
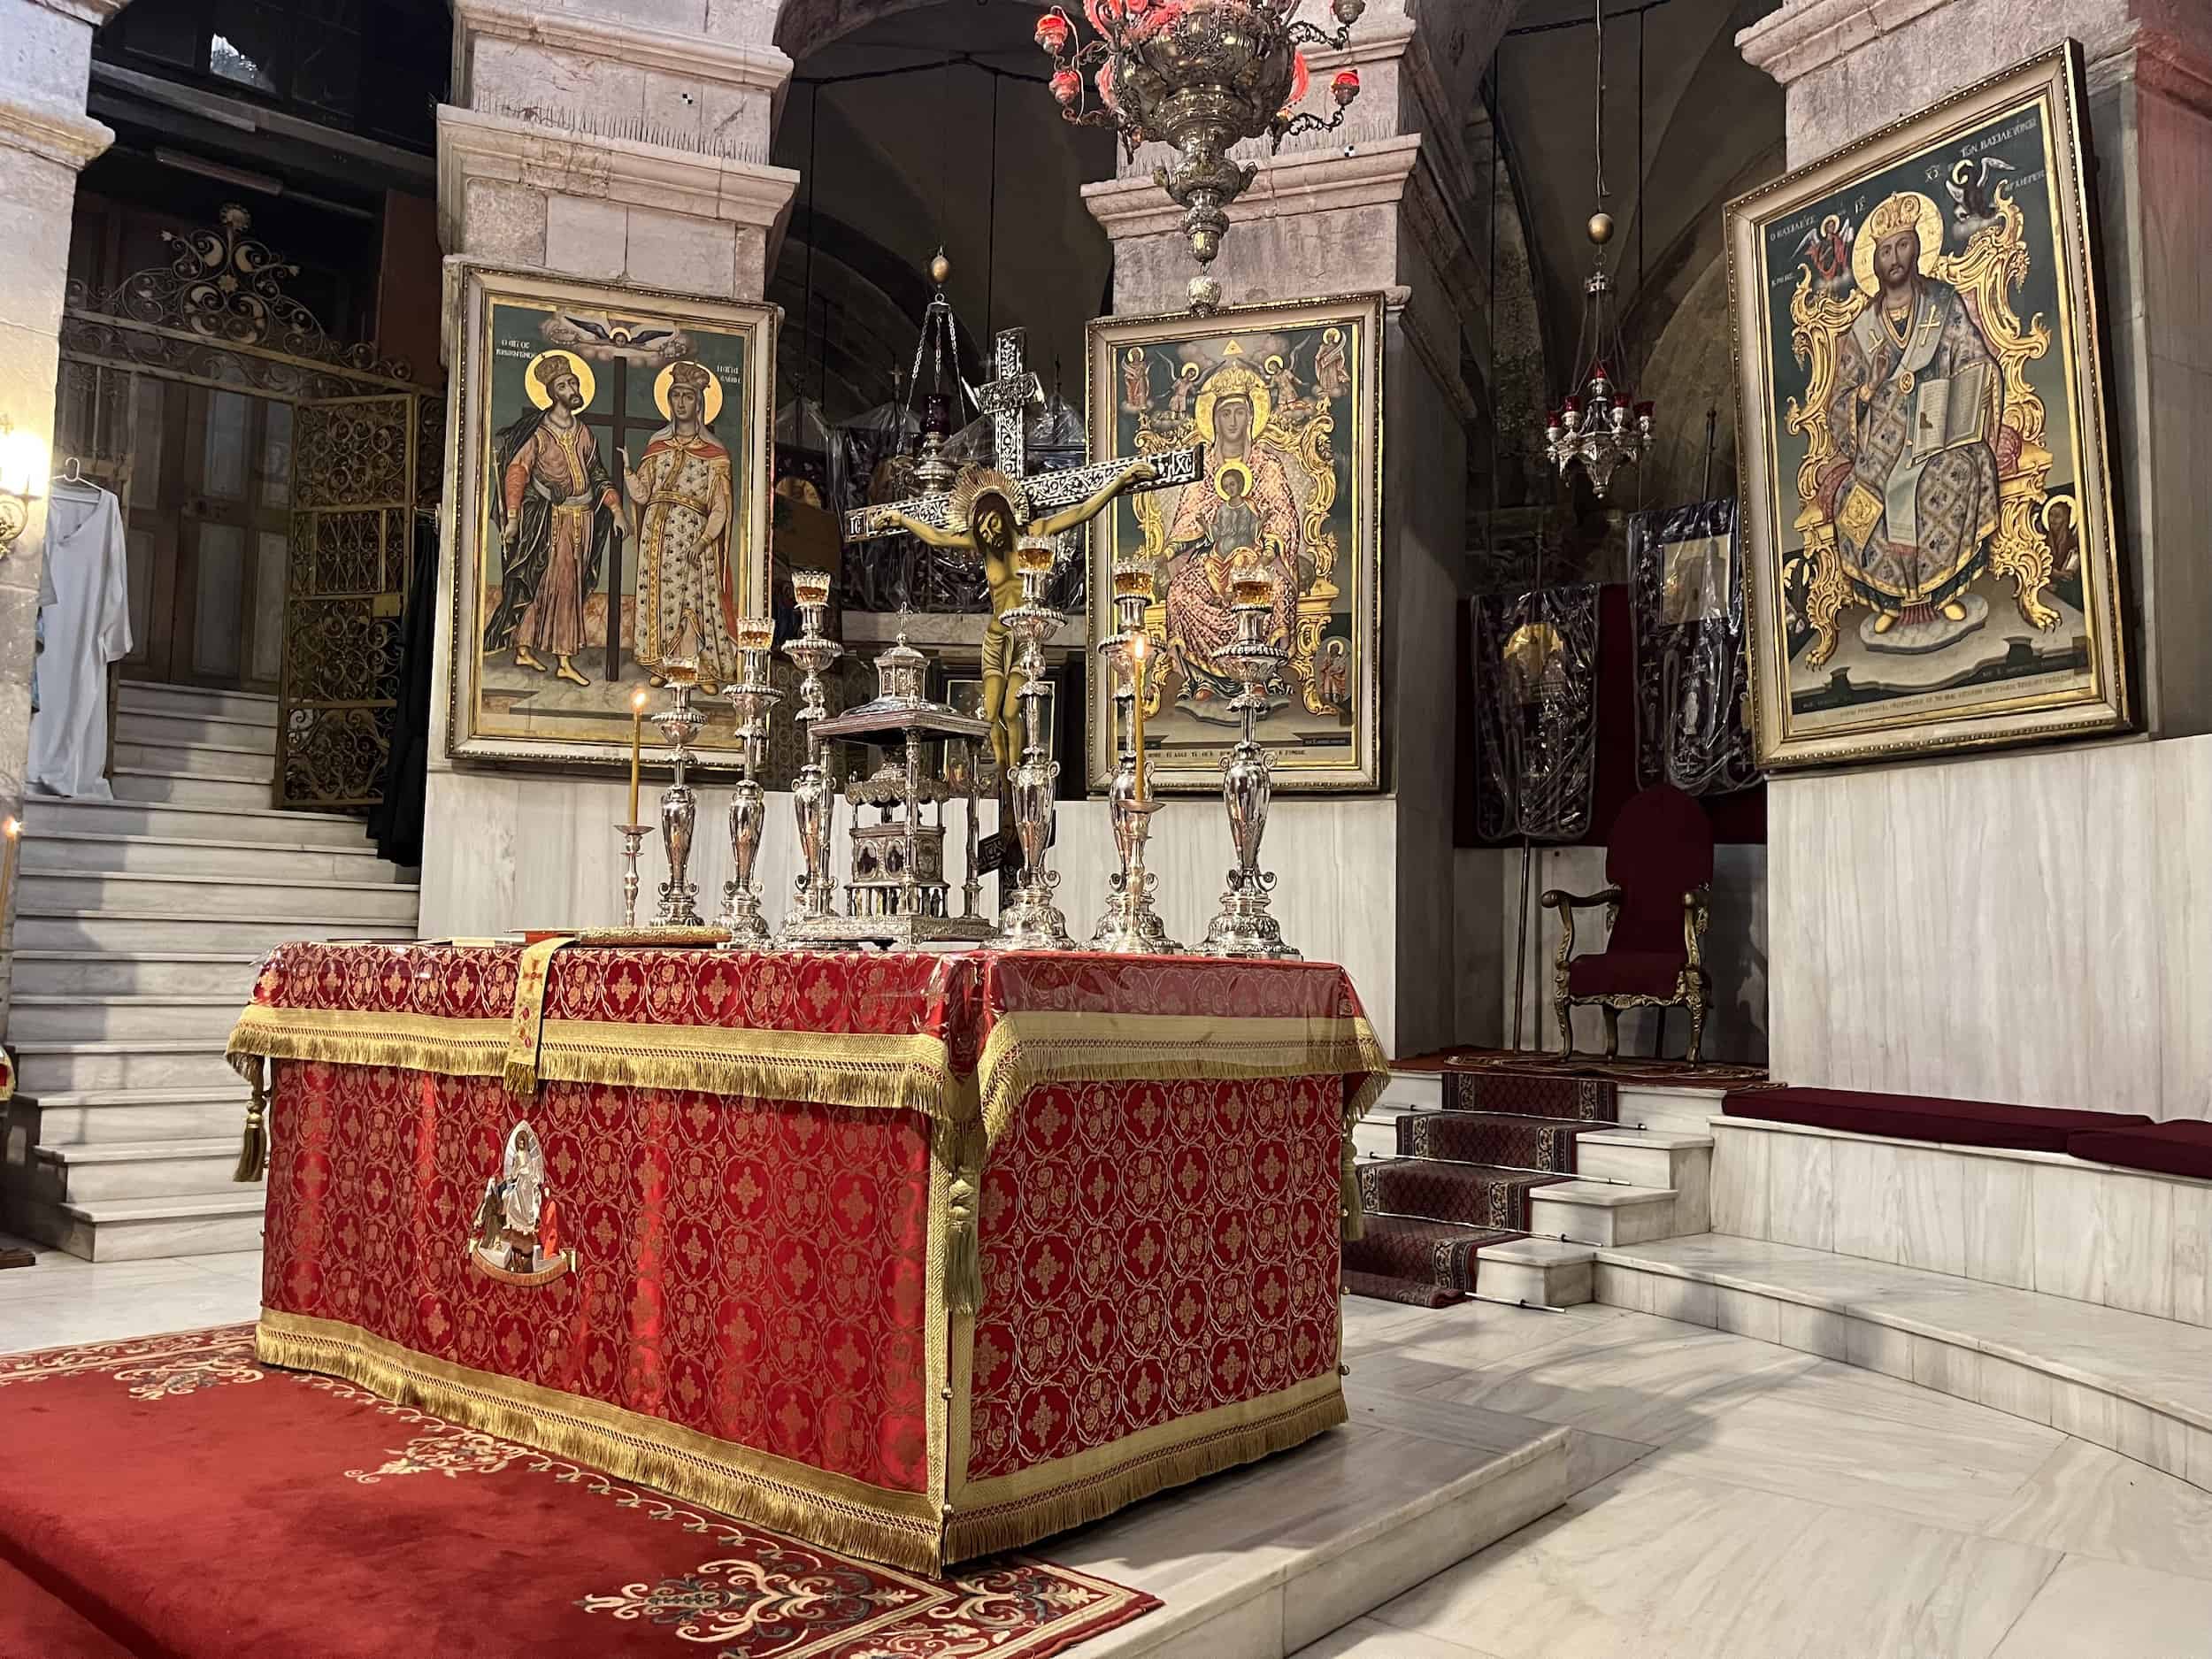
[1090,570,1181,953]
[1197,575,1301,960]
[780,570,844,942]
[998,541,1075,950]
[719,622,782,948]
[617,823,651,927]
[654,664,707,927]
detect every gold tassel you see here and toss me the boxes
[937,1121,984,1316]
[1340,1123,1363,1243]
[235,1060,269,1183]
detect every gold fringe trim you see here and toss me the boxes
[227,1005,511,1081]
[256,1311,949,1575]
[502,934,576,1098]
[234,1056,269,1183]
[943,1386,1348,1563]
[530,1023,963,1125]
[227,1005,966,1129]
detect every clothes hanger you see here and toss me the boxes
[52,456,85,486]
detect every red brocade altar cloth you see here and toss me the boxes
[226,943,1388,1572]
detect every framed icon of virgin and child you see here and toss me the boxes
[1086,293,1384,793]
[447,266,776,764]
[1728,44,2126,769]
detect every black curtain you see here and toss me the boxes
[368,510,439,866]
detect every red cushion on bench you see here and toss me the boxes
[1723,1086,2154,1154]
[2066,1119,2212,1181]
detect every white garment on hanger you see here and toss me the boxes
[27,481,131,801]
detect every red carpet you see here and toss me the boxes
[0,1325,1156,1659]
[1344,1073,1624,1306]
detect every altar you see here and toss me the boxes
[226,941,1385,1573]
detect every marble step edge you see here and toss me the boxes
[12,1040,234,1058]
[21,870,418,895]
[21,830,394,862]
[29,797,360,828]
[12,994,254,1009]
[1079,1425,1570,1659]
[56,1189,266,1225]
[33,1137,240,1167]
[1473,1236,1599,1312]
[1591,1235,2212,1491]
[119,683,278,710]
[11,950,265,966]
[16,906,413,929]
[112,739,280,765]
[116,710,278,741]
[1526,1179,1678,1210]
[14,1084,249,1109]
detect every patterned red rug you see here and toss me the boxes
[0,1325,1157,1659]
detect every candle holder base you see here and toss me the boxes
[1195,870,1302,961]
[999,885,1078,952]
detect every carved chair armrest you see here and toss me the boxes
[1682,884,1713,969]
[1538,887,1623,911]
[1542,887,1622,981]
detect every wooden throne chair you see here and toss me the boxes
[1541,784,1715,1063]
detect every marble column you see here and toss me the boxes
[1741,2,2212,1115]
[419,0,799,936]
[0,0,116,1014]
[1082,2,1507,1056]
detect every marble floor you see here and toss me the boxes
[2,1239,2203,1657]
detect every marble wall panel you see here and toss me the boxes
[1763,1132,1833,1253]
[1709,1122,1770,1240]
[1768,736,2212,1119]
[1828,1138,1903,1267]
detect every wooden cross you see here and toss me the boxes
[842,326,1203,545]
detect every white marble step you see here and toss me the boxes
[13,908,412,953]
[114,709,277,754]
[46,1189,265,1262]
[112,738,275,782]
[21,830,396,881]
[1574,1128,1712,1231]
[23,1086,252,1146]
[118,682,278,726]
[9,951,264,997]
[110,768,275,810]
[1592,1233,2212,1497]
[19,869,418,921]
[13,1040,241,1096]
[1475,1237,1596,1309]
[24,796,368,849]
[31,1137,242,1202]
[9,995,247,1043]
[1526,1179,1685,1248]
[1617,1083,1732,1137]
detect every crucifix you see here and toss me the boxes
[843,326,1202,893]
[841,326,1203,552]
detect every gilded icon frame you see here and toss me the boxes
[446,265,777,766]
[1725,43,2126,770]
[1084,292,1384,793]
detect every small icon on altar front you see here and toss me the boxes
[469,1121,575,1286]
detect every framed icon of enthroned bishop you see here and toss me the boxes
[446,265,777,765]
[1726,43,2127,769]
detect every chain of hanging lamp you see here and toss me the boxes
[1541,0,1655,497]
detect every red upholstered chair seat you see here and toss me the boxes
[2065,1119,2212,1181]
[1724,1086,2153,1155]
[1567,951,1685,999]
